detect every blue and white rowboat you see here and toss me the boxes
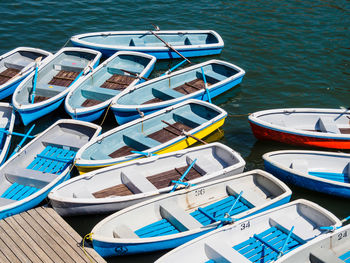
[0,119,101,219]
[263,150,350,198]
[90,169,292,256]
[0,103,15,165]
[156,200,341,263]
[12,47,102,125]
[0,47,52,100]
[70,30,224,59]
[65,51,156,122]
[111,59,245,125]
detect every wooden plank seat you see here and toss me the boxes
[174,78,212,95]
[340,128,350,134]
[93,184,133,198]
[147,121,192,143]
[33,95,50,103]
[100,74,135,91]
[147,165,202,189]
[142,97,164,104]
[233,226,302,263]
[48,70,80,87]
[135,218,180,238]
[142,87,183,105]
[81,98,103,107]
[108,145,135,158]
[27,145,76,174]
[190,195,252,226]
[339,250,350,262]
[0,67,20,85]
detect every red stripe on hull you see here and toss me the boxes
[249,121,350,149]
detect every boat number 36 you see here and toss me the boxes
[240,221,250,230]
[338,230,348,241]
[195,188,205,196]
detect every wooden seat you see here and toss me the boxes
[147,122,191,143]
[93,183,133,198]
[33,95,50,103]
[0,68,20,85]
[142,97,164,104]
[174,78,211,95]
[147,165,202,189]
[100,74,135,91]
[81,98,103,107]
[48,70,80,87]
[108,145,135,158]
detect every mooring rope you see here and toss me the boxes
[82,233,94,263]
[99,102,113,126]
[227,113,251,117]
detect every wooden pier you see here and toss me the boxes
[0,206,106,263]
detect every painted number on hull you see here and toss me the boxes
[195,188,205,196]
[240,221,250,230]
[338,230,348,241]
[115,246,128,255]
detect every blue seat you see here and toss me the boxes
[340,250,350,262]
[135,219,180,238]
[1,182,39,201]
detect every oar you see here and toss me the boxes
[150,30,191,64]
[30,57,43,104]
[161,120,208,145]
[9,124,36,158]
[130,150,156,157]
[170,158,197,192]
[68,61,94,88]
[161,59,187,76]
[119,69,150,81]
[320,215,350,231]
[277,226,295,259]
[201,67,212,103]
[0,128,35,138]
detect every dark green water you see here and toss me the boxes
[1,1,350,262]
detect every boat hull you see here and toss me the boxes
[75,116,226,174]
[91,195,291,257]
[112,76,243,125]
[264,160,350,198]
[0,74,29,100]
[249,121,350,149]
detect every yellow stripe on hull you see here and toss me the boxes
[76,117,226,174]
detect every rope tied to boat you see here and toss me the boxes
[99,102,113,126]
[82,233,94,263]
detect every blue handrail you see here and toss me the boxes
[161,59,187,76]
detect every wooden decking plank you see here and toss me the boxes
[0,234,21,263]
[13,212,65,263]
[0,219,43,263]
[22,209,74,263]
[28,208,87,263]
[41,207,105,263]
[0,250,10,263]
[0,223,32,262]
[5,216,53,263]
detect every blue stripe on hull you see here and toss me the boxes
[264,161,350,198]
[68,107,105,122]
[112,76,243,125]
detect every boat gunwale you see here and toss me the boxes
[111,59,245,110]
[90,169,292,244]
[74,99,227,167]
[249,108,350,140]
[263,150,350,188]
[70,30,224,51]
[12,47,102,110]
[64,51,157,116]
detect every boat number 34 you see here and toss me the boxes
[338,230,348,241]
[240,221,250,230]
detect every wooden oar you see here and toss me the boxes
[161,120,208,145]
[119,69,150,81]
[150,30,191,64]
[30,57,43,104]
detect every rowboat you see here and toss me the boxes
[70,30,224,59]
[0,103,15,165]
[48,142,246,216]
[90,169,292,256]
[12,47,102,125]
[0,47,52,100]
[248,108,350,149]
[0,119,101,219]
[263,150,350,198]
[111,59,244,124]
[275,223,350,263]
[65,51,156,122]
[156,199,341,263]
[74,99,227,174]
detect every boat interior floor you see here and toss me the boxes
[100,74,135,91]
[92,164,202,198]
[49,70,80,87]
[0,67,20,85]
